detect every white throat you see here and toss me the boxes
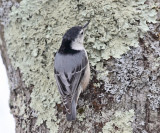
[71,40,84,50]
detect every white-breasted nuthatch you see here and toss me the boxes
[54,21,90,121]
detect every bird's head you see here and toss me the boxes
[61,21,90,51]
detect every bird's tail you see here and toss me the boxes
[66,100,76,121]
[66,87,82,121]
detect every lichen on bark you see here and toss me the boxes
[2,0,160,132]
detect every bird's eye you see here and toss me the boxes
[81,32,83,35]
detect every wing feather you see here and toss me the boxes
[54,50,88,113]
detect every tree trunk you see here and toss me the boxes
[0,0,160,133]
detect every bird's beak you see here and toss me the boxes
[82,20,90,30]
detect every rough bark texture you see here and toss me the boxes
[0,25,49,133]
[0,0,160,133]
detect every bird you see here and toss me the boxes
[54,21,90,121]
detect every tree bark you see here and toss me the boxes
[0,24,49,133]
[0,0,160,133]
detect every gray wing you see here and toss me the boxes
[54,50,88,113]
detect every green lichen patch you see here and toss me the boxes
[75,0,157,67]
[4,0,157,131]
[102,109,134,133]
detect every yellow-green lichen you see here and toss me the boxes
[102,109,134,133]
[4,0,157,131]
[77,0,157,67]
